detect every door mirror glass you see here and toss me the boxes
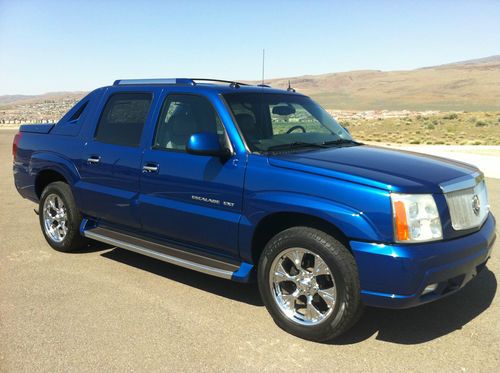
[186,132,228,157]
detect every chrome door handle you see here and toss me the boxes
[142,164,159,173]
[87,155,101,164]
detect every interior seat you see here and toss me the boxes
[235,113,259,143]
[166,111,198,150]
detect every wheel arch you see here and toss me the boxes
[250,212,351,265]
[30,152,81,199]
[35,169,68,198]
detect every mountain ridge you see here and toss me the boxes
[1,56,499,111]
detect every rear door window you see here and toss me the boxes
[95,92,152,147]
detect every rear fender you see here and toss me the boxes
[29,152,81,193]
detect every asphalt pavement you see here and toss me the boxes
[1,129,498,372]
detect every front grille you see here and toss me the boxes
[445,180,489,230]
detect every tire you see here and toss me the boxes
[258,226,362,342]
[39,181,88,252]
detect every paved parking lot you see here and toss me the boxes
[0,129,498,372]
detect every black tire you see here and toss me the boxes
[258,226,362,342]
[39,181,88,252]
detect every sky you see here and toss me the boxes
[0,0,499,95]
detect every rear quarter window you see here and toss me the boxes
[68,101,89,122]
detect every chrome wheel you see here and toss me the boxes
[43,194,68,243]
[269,247,337,325]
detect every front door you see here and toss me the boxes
[138,93,246,259]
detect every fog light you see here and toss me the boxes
[422,283,438,295]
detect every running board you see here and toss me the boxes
[80,219,253,282]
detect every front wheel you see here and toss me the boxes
[39,181,88,252]
[258,227,362,342]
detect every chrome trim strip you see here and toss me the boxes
[439,171,483,193]
[83,230,235,280]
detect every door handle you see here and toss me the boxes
[142,163,159,173]
[87,155,101,164]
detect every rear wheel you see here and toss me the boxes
[258,227,362,342]
[39,181,88,252]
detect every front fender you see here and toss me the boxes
[238,190,390,263]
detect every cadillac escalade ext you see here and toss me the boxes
[13,78,496,341]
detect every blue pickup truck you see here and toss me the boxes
[13,78,496,341]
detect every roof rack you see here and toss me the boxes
[113,78,251,88]
[190,78,249,88]
[113,78,195,86]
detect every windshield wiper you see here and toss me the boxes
[321,139,362,147]
[266,141,329,152]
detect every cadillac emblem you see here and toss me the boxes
[472,194,481,216]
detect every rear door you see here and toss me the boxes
[138,91,246,259]
[75,88,156,229]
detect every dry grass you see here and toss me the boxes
[339,112,500,145]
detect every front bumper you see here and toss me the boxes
[350,213,496,309]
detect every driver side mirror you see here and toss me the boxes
[186,132,230,158]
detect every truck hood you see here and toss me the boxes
[268,145,479,193]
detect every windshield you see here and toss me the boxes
[223,93,356,153]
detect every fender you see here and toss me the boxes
[30,151,81,188]
[238,190,391,263]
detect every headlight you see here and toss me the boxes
[391,193,442,242]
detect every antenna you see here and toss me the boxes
[261,49,265,86]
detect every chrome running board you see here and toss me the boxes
[81,221,253,282]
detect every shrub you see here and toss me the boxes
[475,120,488,127]
[443,113,458,120]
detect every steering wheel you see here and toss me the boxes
[286,125,306,134]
